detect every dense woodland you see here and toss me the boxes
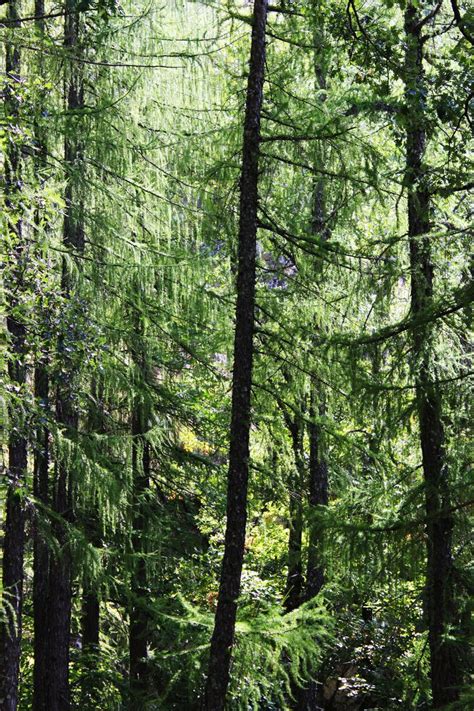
[1,0,473,709]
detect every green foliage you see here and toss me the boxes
[1,0,472,708]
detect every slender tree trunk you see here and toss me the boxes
[81,586,100,705]
[0,2,26,708]
[32,365,50,711]
[129,405,151,703]
[127,309,152,704]
[294,385,328,711]
[32,3,51,708]
[79,381,104,705]
[81,379,103,656]
[82,592,100,648]
[306,388,328,600]
[297,14,330,709]
[284,417,305,612]
[44,4,85,708]
[81,531,100,652]
[306,12,329,602]
[404,3,461,706]
[204,2,268,708]
[81,518,100,654]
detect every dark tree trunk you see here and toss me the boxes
[284,417,305,613]
[204,2,268,708]
[81,524,101,654]
[0,2,27,709]
[0,441,26,711]
[47,403,75,711]
[32,365,50,711]
[32,3,51,708]
[80,380,104,706]
[128,311,152,704]
[296,15,330,709]
[294,397,326,711]
[129,407,151,704]
[404,3,461,706]
[44,4,85,709]
[306,7,330,605]
[306,387,328,600]
[82,593,100,649]
[81,518,100,654]
[81,379,103,656]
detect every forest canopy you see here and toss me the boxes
[0,0,473,709]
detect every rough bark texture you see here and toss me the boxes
[298,15,330,708]
[129,405,151,703]
[284,417,305,612]
[81,380,103,656]
[81,592,100,649]
[43,4,85,708]
[404,3,461,706]
[305,9,330,605]
[79,381,104,705]
[81,521,100,655]
[306,388,328,600]
[204,2,268,708]
[31,3,51,708]
[0,2,26,709]
[32,365,50,711]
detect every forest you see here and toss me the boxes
[0,0,473,709]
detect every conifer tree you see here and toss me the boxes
[404,1,462,704]
[32,2,51,707]
[1,2,26,708]
[43,2,86,707]
[129,306,152,702]
[0,1,472,708]
[204,1,269,708]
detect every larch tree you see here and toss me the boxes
[1,1,27,708]
[43,2,86,707]
[204,1,269,708]
[0,0,472,709]
[404,1,462,704]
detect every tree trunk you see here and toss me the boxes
[80,380,104,705]
[284,417,305,613]
[32,3,51,708]
[0,2,27,709]
[81,378,103,656]
[129,406,151,704]
[204,2,268,708]
[82,592,100,649]
[32,365,50,711]
[297,13,330,708]
[44,4,85,708]
[404,3,461,706]
[306,17,329,601]
[306,387,328,600]
[81,519,100,652]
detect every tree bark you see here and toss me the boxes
[129,405,151,704]
[204,2,268,708]
[81,379,103,656]
[0,2,27,709]
[297,13,330,709]
[126,307,152,704]
[82,592,100,648]
[306,8,329,603]
[284,416,305,612]
[31,3,51,708]
[79,380,104,705]
[306,388,328,600]
[44,4,85,708]
[32,365,50,711]
[404,3,461,706]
